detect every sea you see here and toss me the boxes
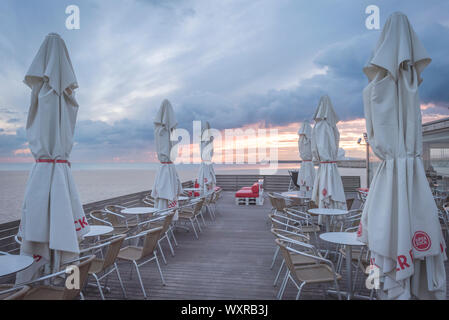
[0,162,366,224]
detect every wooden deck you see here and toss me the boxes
[83,191,368,300]
[2,182,449,299]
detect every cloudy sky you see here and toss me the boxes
[0,0,448,163]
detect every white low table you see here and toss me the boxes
[0,255,34,277]
[308,208,348,232]
[84,225,113,237]
[320,232,365,300]
[178,196,189,201]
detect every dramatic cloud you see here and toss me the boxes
[0,0,448,161]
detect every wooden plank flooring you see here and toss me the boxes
[3,189,449,300]
[84,192,369,300]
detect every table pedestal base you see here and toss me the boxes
[326,289,372,300]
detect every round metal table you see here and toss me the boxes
[280,191,310,199]
[84,225,114,237]
[308,208,348,232]
[320,232,365,300]
[0,255,34,277]
[121,207,160,215]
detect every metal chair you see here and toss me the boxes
[275,238,342,300]
[116,227,164,299]
[82,234,127,300]
[19,255,96,300]
[177,199,204,239]
[0,285,30,300]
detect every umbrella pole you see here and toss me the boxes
[52,250,61,273]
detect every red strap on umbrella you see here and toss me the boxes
[161,162,173,164]
[36,159,71,167]
[320,161,336,164]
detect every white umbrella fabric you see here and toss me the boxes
[311,95,347,210]
[297,120,315,197]
[151,100,183,216]
[358,12,446,300]
[16,33,90,282]
[198,121,216,194]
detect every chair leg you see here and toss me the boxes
[190,219,199,239]
[296,282,306,300]
[277,271,289,300]
[133,261,147,299]
[196,217,203,232]
[166,232,175,256]
[170,226,178,246]
[273,260,284,286]
[200,211,207,225]
[334,278,342,300]
[270,246,280,270]
[207,205,215,220]
[154,252,166,285]
[115,263,127,299]
[158,241,167,265]
[92,273,105,300]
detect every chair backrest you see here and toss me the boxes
[0,285,30,300]
[275,238,299,276]
[102,234,126,270]
[160,211,175,234]
[272,194,288,211]
[346,198,354,210]
[269,214,284,230]
[284,208,315,226]
[275,238,327,284]
[104,205,124,215]
[267,193,278,208]
[193,198,205,214]
[62,255,96,300]
[142,198,154,207]
[104,207,126,226]
[89,210,109,226]
[140,227,164,259]
[271,228,309,243]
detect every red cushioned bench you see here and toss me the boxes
[235,180,264,205]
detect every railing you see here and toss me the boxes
[215,174,361,193]
[0,180,195,257]
[0,175,362,254]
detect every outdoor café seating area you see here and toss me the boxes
[0,186,224,300]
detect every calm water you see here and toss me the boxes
[0,162,366,224]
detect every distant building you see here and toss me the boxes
[422,117,449,178]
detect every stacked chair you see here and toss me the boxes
[268,191,373,300]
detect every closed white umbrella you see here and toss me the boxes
[297,120,315,197]
[311,95,347,210]
[358,12,446,300]
[16,33,90,281]
[198,121,216,194]
[151,100,183,216]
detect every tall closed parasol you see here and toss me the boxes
[358,12,446,299]
[17,33,90,281]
